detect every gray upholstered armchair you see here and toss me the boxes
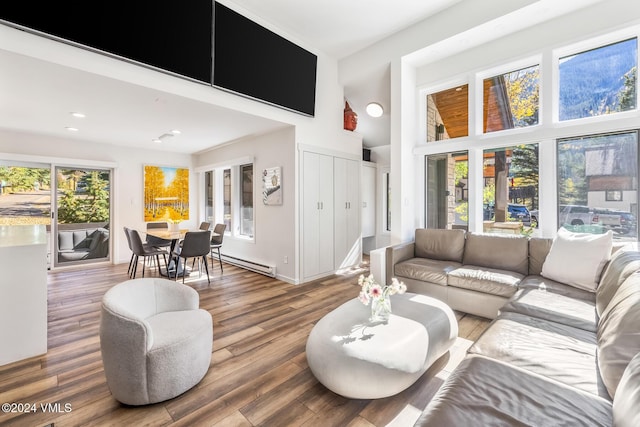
[99,278,212,405]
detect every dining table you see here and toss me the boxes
[144,228,219,278]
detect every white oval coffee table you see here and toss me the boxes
[305,292,458,399]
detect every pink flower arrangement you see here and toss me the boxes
[357,274,406,306]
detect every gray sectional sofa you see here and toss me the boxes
[386,229,640,426]
[58,227,109,262]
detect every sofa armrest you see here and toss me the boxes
[385,242,415,285]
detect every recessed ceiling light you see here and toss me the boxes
[170,129,181,135]
[70,112,86,118]
[152,139,162,144]
[366,102,384,118]
[65,127,79,132]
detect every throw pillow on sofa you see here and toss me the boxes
[541,227,613,292]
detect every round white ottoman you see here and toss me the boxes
[306,292,458,399]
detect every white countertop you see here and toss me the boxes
[0,225,47,247]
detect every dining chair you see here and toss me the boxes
[172,230,211,284]
[210,223,226,273]
[146,222,172,249]
[128,228,169,279]
[199,222,211,231]
[123,227,135,276]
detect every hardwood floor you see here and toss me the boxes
[0,259,490,427]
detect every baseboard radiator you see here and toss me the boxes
[220,254,277,278]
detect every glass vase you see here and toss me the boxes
[370,296,392,322]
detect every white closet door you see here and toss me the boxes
[302,151,320,278]
[317,153,335,275]
[362,163,376,237]
[302,151,334,279]
[344,158,361,265]
[334,157,360,268]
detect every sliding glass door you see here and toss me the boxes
[54,167,111,267]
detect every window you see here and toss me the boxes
[483,144,538,233]
[557,131,638,240]
[559,38,637,121]
[0,164,51,226]
[427,84,468,142]
[240,164,254,237]
[383,172,391,232]
[204,162,254,240]
[205,171,214,225]
[483,65,539,133]
[223,168,231,232]
[426,152,468,230]
[606,190,623,202]
[417,26,639,242]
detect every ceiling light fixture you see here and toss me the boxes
[366,102,384,118]
[70,112,86,118]
[65,127,79,132]
[170,129,181,135]
[152,138,162,144]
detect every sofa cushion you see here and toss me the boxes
[518,275,596,301]
[597,272,640,399]
[462,233,529,276]
[500,287,597,332]
[414,355,612,427]
[394,258,460,286]
[541,228,613,292]
[613,351,640,427]
[596,246,640,317]
[73,229,92,249]
[414,228,466,263]
[528,237,553,276]
[469,311,608,397]
[448,266,522,297]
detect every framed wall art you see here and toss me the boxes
[262,166,282,205]
[144,165,190,222]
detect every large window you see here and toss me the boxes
[483,64,539,133]
[557,131,638,240]
[482,144,538,234]
[559,38,637,121]
[223,168,231,232]
[0,164,51,226]
[205,162,254,240]
[240,164,254,237]
[426,152,468,230]
[420,27,639,241]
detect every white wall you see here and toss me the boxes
[0,129,194,266]
[194,127,297,282]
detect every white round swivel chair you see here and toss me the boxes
[100,278,212,405]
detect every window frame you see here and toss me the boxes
[197,156,255,243]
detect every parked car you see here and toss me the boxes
[529,209,539,227]
[591,208,623,232]
[558,204,592,226]
[507,204,531,225]
[483,203,532,225]
[615,211,637,235]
